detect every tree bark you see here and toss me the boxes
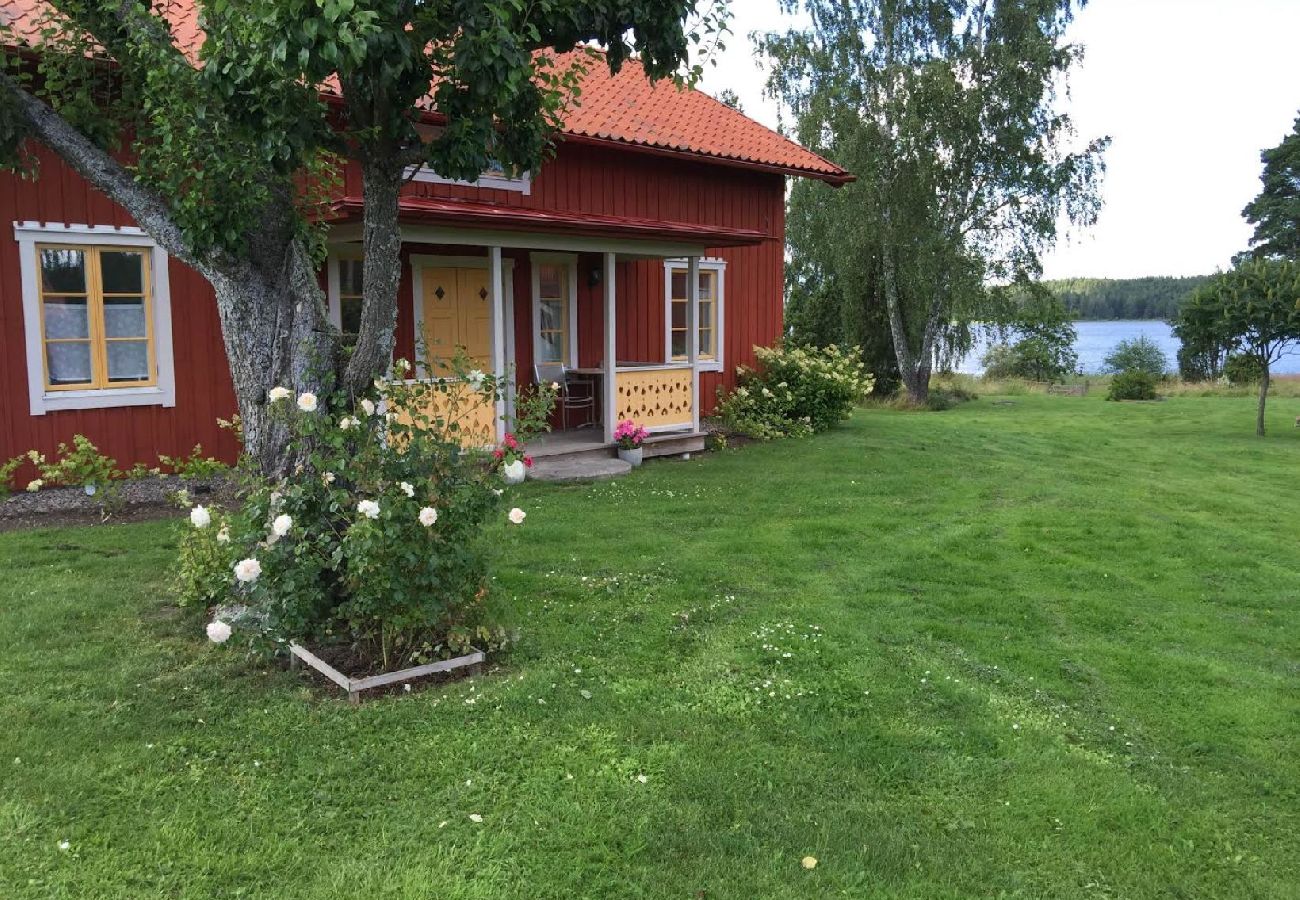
[880,240,935,405]
[1256,361,1270,437]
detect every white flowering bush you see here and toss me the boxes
[177,353,547,670]
[716,344,873,439]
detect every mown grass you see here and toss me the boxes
[1,393,1297,898]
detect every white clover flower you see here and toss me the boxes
[508,507,527,525]
[58,840,70,851]
[492,488,503,497]
[419,507,439,527]
[399,481,415,498]
[206,620,232,643]
[189,505,211,529]
[322,471,336,485]
[296,392,318,413]
[25,479,43,492]
[466,369,487,391]
[233,558,262,583]
[216,526,231,545]
[360,398,376,416]
[267,386,292,403]
[357,499,381,520]
[468,813,483,823]
[271,514,293,538]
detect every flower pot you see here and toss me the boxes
[617,447,643,467]
[502,459,527,484]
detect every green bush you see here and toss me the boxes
[1223,353,1264,385]
[716,344,873,439]
[1103,336,1169,377]
[925,386,978,411]
[182,353,549,670]
[1106,369,1158,401]
[980,336,1078,382]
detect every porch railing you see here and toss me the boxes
[614,364,694,431]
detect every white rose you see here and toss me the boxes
[395,358,412,373]
[233,558,262,584]
[360,398,376,416]
[419,507,439,527]
[267,386,292,403]
[189,505,211,529]
[399,482,415,498]
[296,392,318,413]
[357,499,381,520]
[550,381,561,391]
[206,620,232,643]
[271,514,293,538]
[338,416,358,431]
[216,526,231,544]
[323,471,336,485]
[466,369,487,391]
[508,507,527,525]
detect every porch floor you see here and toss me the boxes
[526,428,708,483]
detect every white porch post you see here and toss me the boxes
[489,246,506,443]
[603,251,618,444]
[687,255,701,433]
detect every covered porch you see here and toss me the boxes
[327,196,762,452]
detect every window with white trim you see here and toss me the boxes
[327,254,365,336]
[665,258,726,371]
[530,254,577,366]
[405,125,532,194]
[15,224,176,415]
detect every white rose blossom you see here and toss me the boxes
[271,514,293,538]
[419,507,439,527]
[216,526,231,545]
[234,558,262,584]
[357,499,381,520]
[267,386,292,403]
[360,398,376,416]
[322,471,336,485]
[466,369,487,391]
[206,620,232,644]
[189,505,212,529]
[399,482,415,498]
[296,392,318,413]
[508,507,527,525]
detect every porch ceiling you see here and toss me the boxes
[328,196,768,249]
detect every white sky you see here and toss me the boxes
[696,0,1300,280]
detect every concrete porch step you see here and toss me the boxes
[529,456,633,483]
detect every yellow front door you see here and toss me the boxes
[421,266,493,374]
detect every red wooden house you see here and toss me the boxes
[0,1,850,469]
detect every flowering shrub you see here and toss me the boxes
[179,353,538,670]
[613,420,649,449]
[716,344,873,439]
[493,432,534,471]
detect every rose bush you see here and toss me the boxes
[716,344,873,439]
[178,353,550,670]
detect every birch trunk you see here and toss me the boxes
[1256,363,1270,437]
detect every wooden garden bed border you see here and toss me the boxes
[289,642,485,704]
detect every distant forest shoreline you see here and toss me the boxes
[1043,275,1211,321]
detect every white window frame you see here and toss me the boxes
[14,222,177,416]
[405,165,532,195]
[664,257,726,373]
[530,252,579,368]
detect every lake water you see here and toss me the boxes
[955,319,1300,376]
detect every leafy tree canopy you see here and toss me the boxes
[1101,336,1169,377]
[1239,113,1300,262]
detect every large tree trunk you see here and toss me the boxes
[880,239,936,405]
[1256,362,1270,437]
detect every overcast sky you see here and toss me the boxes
[696,0,1300,280]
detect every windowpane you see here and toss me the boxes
[106,340,150,382]
[44,298,90,339]
[40,248,86,293]
[699,327,714,357]
[671,271,688,301]
[47,341,93,385]
[539,299,564,333]
[670,331,688,358]
[340,297,363,335]
[103,298,147,338]
[100,251,144,293]
[340,259,364,296]
[538,264,564,299]
[538,330,564,363]
[698,272,714,300]
[671,299,687,329]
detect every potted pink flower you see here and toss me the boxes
[613,419,649,467]
[493,432,533,484]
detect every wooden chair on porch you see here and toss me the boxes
[535,363,597,430]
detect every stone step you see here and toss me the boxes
[529,456,633,483]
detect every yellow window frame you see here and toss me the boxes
[670,267,718,361]
[36,244,155,392]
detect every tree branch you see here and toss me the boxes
[0,68,204,273]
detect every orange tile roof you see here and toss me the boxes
[1,1,849,184]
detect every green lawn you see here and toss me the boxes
[2,393,1298,898]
